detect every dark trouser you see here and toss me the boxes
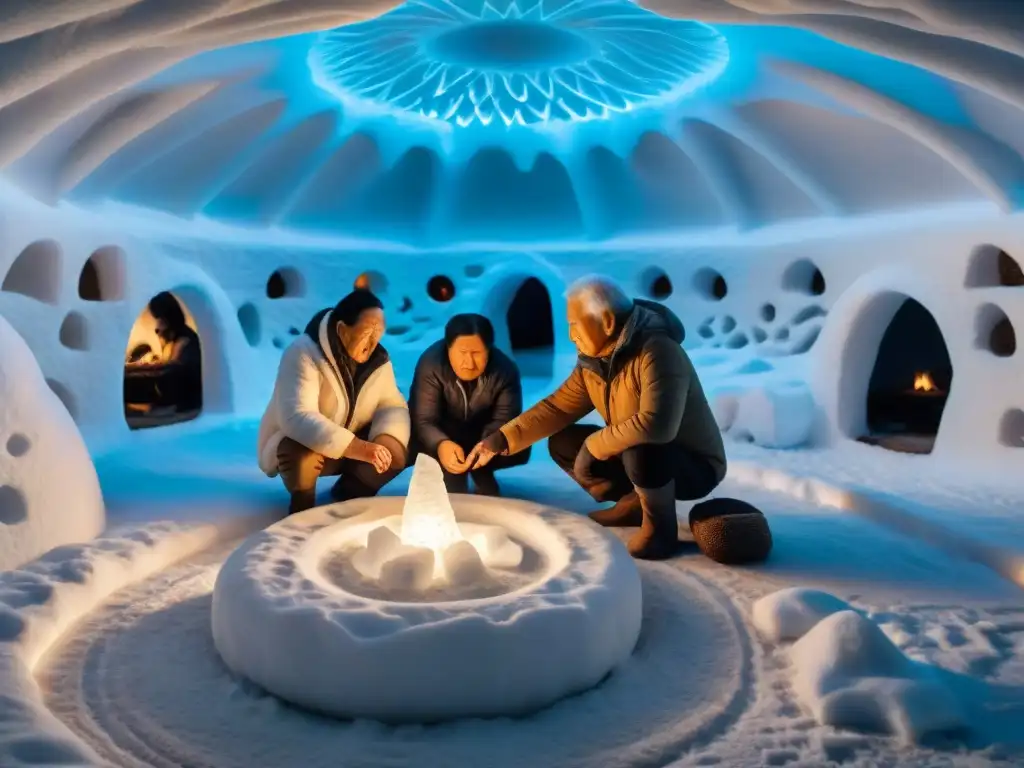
[414,426,531,493]
[277,427,408,513]
[547,424,720,502]
[123,365,202,411]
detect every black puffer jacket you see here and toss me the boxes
[410,340,525,453]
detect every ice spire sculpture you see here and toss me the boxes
[400,454,465,552]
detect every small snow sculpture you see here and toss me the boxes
[0,315,104,570]
[731,383,815,448]
[752,587,851,642]
[351,454,523,589]
[401,454,465,553]
[790,610,966,744]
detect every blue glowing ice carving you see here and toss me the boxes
[310,0,729,128]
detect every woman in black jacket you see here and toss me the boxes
[409,314,530,495]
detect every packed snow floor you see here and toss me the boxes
[15,419,1020,767]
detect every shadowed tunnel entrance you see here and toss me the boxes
[859,298,952,455]
[506,277,555,380]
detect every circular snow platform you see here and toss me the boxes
[42,537,751,768]
[211,496,644,723]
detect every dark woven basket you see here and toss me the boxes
[688,498,773,565]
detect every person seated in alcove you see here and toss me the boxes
[257,289,410,515]
[466,276,726,560]
[124,292,203,416]
[409,313,530,496]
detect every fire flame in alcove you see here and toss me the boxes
[913,371,938,393]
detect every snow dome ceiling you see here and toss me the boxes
[310,1,729,128]
[1,0,1023,246]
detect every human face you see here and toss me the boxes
[447,334,490,381]
[566,295,617,358]
[154,318,174,343]
[337,308,385,363]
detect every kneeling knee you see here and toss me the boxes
[277,438,324,490]
[279,437,320,462]
[621,443,666,486]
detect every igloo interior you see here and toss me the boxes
[2,1,1024,766]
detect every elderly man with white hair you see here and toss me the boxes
[467,275,726,559]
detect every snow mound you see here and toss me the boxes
[752,587,851,642]
[730,384,815,449]
[211,496,643,723]
[0,314,104,571]
[790,610,967,744]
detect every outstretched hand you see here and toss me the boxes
[437,440,468,474]
[465,430,509,470]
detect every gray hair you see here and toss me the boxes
[565,275,634,318]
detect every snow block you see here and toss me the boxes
[732,384,815,449]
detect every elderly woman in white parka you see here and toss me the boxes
[257,289,410,515]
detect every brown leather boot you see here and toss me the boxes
[628,482,679,560]
[588,491,642,527]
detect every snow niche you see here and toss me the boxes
[211,476,643,722]
[0,315,104,570]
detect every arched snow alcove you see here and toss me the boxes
[121,281,238,429]
[123,292,204,430]
[481,264,569,383]
[861,298,953,455]
[816,280,956,456]
[506,277,556,379]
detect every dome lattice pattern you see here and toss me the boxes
[0,0,1021,244]
[310,0,729,128]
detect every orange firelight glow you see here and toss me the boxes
[913,372,937,392]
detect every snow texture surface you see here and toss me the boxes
[0,314,104,571]
[727,383,816,449]
[790,609,968,745]
[752,586,852,642]
[1,0,1023,240]
[0,515,272,767]
[0,424,1017,766]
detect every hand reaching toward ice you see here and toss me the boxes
[466,430,509,470]
[437,440,468,474]
[347,438,393,474]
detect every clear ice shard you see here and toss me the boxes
[400,453,465,552]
